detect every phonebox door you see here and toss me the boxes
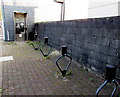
[14,13,27,41]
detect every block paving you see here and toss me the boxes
[0,41,120,96]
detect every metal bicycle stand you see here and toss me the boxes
[55,45,72,77]
[32,34,41,50]
[39,37,52,57]
[96,65,118,97]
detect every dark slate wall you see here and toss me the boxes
[35,16,120,76]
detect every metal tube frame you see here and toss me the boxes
[32,34,41,50]
[39,43,52,57]
[32,43,41,50]
[96,79,118,97]
[55,53,72,77]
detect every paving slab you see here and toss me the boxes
[0,41,120,96]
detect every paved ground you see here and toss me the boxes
[0,41,119,96]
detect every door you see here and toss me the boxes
[14,12,27,41]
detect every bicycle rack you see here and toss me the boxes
[32,34,41,50]
[55,45,72,77]
[96,65,118,97]
[39,37,52,57]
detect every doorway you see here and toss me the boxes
[14,11,27,41]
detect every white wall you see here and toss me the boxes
[88,0,119,18]
[2,0,89,22]
[34,0,89,21]
[34,0,61,22]
[2,0,120,21]
[65,0,89,20]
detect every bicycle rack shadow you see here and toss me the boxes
[32,34,41,50]
[55,45,72,77]
[39,37,52,57]
[96,65,119,97]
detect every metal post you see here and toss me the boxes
[54,0,65,21]
[44,37,48,44]
[61,2,65,21]
[105,65,117,83]
[1,0,5,40]
[63,2,65,21]
[61,45,67,56]
[61,3,63,21]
